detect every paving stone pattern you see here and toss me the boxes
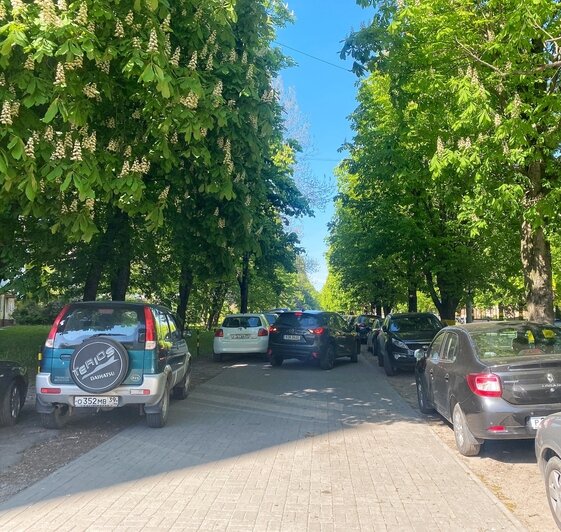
[0,356,526,531]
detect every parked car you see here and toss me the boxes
[268,310,359,370]
[536,412,561,529]
[366,317,382,354]
[416,321,561,456]
[36,301,191,429]
[377,312,443,375]
[0,361,28,426]
[354,314,379,344]
[213,313,271,361]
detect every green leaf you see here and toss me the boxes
[141,64,155,82]
[43,99,59,123]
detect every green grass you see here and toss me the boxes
[0,325,50,373]
[186,329,215,357]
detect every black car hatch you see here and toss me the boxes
[489,357,561,405]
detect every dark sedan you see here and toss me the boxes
[268,310,359,370]
[536,412,561,529]
[416,321,561,456]
[0,360,28,426]
[376,312,443,376]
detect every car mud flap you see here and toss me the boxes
[35,395,56,414]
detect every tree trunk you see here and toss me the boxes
[176,264,194,332]
[238,252,250,313]
[521,221,553,323]
[383,305,392,317]
[425,271,460,324]
[466,291,473,323]
[407,284,417,313]
[376,304,382,316]
[206,283,227,330]
[110,211,132,301]
[83,211,121,301]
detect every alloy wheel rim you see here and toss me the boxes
[10,386,20,420]
[549,469,561,521]
[454,409,465,447]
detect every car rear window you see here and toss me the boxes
[471,324,561,359]
[54,306,144,348]
[275,313,324,328]
[390,315,442,335]
[222,316,262,328]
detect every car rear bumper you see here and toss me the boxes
[213,338,268,354]
[35,372,168,412]
[462,398,561,440]
[269,344,320,361]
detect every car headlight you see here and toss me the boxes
[391,338,408,350]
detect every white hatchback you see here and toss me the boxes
[213,314,270,361]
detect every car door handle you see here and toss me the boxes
[444,373,449,381]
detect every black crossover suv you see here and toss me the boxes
[268,310,359,370]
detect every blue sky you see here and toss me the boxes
[276,1,373,290]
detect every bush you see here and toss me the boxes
[12,300,66,325]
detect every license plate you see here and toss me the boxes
[528,416,545,430]
[74,396,119,408]
[283,334,300,341]
[231,334,250,339]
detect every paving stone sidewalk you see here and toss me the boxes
[0,355,525,531]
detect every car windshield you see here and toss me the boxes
[470,323,561,359]
[55,306,143,348]
[222,316,262,328]
[389,315,442,338]
[275,313,323,328]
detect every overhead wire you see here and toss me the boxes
[273,41,353,73]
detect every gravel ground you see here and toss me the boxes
[0,350,556,531]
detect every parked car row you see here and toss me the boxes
[213,310,361,371]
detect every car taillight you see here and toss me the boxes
[466,373,502,397]
[269,325,278,333]
[258,328,268,337]
[45,305,69,348]
[214,329,224,337]
[144,307,156,350]
[310,327,325,335]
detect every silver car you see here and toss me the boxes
[536,412,561,529]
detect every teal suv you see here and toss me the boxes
[36,302,191,429]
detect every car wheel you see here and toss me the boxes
[146,382,170,428]
[452,403,481,456]
[545,456,561,529]
[172,363,191,400]
[416,375,434,414]
[0,381,22,426]
[41,405,70,430]
[383,351,395,376]
[270,354,283,367]
[320,345,335,370]
[212,351,223,362]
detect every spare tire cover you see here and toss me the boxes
[70,338,129,393]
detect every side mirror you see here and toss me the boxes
[414,349,427,362]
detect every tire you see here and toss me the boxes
[0,381,22,426]
[545,456,561,529]
[41,405,70,430]
[70,338,129,393]
[320,345,335,370]
[270,354,283,367]
[383,351,395,376]
[212,351,223,362]
[146,382,170,428]
[172,364,191,400]
[416,375,434,414]
[452,403,481,456]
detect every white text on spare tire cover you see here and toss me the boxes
[70,339,128,393]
